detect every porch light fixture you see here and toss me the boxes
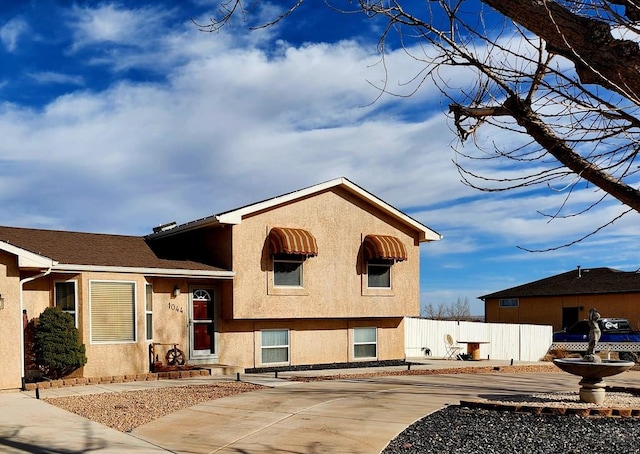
[173,285,181,298]
[0,293,3,310]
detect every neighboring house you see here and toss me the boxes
[0,177,441,390]
[481,267,640,332]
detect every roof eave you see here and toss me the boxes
[0,240,58,269]
[53,264,235,279]
[148,177,442,242]
[482,288,640,300]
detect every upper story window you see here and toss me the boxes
[367,259,392,288]
[55,281,77,327]
[362,234,407,291]
[499,298,519,308]
[274,254,304,287]
[268,227,318,291]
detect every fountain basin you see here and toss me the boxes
[553,358,634,404]
[553,358,634,380]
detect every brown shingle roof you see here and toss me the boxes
[480,267,640,299]
[0,225,225,272]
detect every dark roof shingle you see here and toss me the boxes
[480,267,640,299]
[0,225,224,272]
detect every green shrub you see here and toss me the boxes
[34,307,87,379]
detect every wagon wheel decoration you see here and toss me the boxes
[166,346,186,366]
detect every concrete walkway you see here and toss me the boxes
[3,360,640,453]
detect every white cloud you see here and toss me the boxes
[0,29,461,233]
[0,1,636,254]
[67,3,173,50]
[27,72,85,86]
[0,17,28,52]
[415,180,638,250]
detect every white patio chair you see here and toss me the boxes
[444,334,463,360]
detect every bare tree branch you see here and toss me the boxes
[201,0,640,247]
[483,0,640,103]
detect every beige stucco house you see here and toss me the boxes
[0,178,441,390]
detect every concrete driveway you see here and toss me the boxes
[131,370,597,453]
[5,363,640,453]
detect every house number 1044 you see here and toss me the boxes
[168,303,183,313]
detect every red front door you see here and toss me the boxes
[190,289,216,358]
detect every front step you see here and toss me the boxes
[198,364,244,376]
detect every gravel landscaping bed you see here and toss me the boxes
[379,365,640,453]
[383,405,640,454]
[43,382,264,432]
[286,363,560,381]
[474,389,640,411]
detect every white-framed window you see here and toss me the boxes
[273,254,303,287]
[90,280,136,343]
[366,259,392,288]
[145,283,153,341]
[354,327,377,359]
[55,280,77,327]
[499,298,519,308]
[261,329,289,364]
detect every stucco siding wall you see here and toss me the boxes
[0,252,22,389]
[79,275,214,377]
[77,272,148,377]
[22,278,52,326]
[218,318,405,369]
[218,319,256,367]
[373,317,405,361]
[230,188,421,320]
[138,277,192,372]
[150,278,189,351]
[16,273,222,382]
[287,320,350,365]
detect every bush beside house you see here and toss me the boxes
[34,307,87,380]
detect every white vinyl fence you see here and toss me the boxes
[404,317,553,362]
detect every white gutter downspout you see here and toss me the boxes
[20,266,53,390]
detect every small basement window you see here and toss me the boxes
[261,329,289,364]
[354,327,377,359]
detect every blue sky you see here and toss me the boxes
[1,1,638,315]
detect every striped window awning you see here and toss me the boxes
[363,234,407,262]
[269,227,318,256]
